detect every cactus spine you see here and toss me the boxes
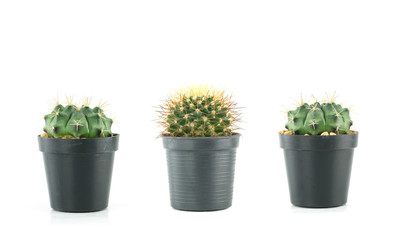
[284,95,353,135]
[159,85,240,137]
[42,97,113,138]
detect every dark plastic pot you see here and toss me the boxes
[38,135,119,212]
[280,133,358,208]
[162,134,240,211]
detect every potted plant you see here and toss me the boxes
[279,95,358,208]
[38,97,119,212]
[158,85,241,211]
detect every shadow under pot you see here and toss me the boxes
[38,135,119,212]
[279,133,358,208]
[163,134,240,211]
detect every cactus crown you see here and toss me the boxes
[284,94,353,135]
[159,85,240,137]
[42,97,114,138]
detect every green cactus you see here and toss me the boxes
[159,85,240,137]
[42,98,113,138]
[285,97,353,135]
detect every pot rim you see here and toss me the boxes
[38,134,119,154]
[38,133,119,140]
[279,131,358,137]
[279,131,358,150]
[161,133,240,140]
[162,133,240,151]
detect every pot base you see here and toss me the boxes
[51,207,108,213]
[171,205,232,212]
[292,203,346,208]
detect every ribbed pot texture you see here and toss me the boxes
[38,135,119,212]
[163,135,240,211]
[280,133,358,208]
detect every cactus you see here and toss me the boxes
[284,95,353,135]
[159,85,240,137]
[42,97,113,138]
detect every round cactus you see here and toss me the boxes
[285,96,353,135]
[159,85,240,137]
[42,98,113,138]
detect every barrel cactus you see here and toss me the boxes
[159,85,240,137]
[282,95,354,135]
[42,97,113,138]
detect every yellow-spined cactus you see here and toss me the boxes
[159,85,240,137]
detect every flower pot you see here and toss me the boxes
[38,135,119,212]
[162,134,240,211]
[279,133,358,208]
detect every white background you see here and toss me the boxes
[0,0,403,239]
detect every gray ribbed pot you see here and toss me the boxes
[162,134,240,211]
[280,133,358,208]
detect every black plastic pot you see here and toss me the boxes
[280,133,358,208]
[163,134,240,211]
[38,135,119,212]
